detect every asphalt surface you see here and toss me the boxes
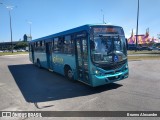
[0,54,160,120]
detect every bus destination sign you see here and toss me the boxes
[93,27,124,35]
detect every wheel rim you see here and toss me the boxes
[68,69,73,79]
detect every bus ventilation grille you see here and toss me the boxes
[101,60,127,71]
[108,76,120,81]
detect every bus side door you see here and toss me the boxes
[75,35,89,84]
[46,42,53,70]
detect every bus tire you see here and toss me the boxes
[36,59,41,68]
[65,67,74,80]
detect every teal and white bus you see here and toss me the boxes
[29,24,129,87]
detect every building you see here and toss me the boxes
[128,29,159,46]
[0,41,18,50]
[0,34,31,50]
[23,34,32,42]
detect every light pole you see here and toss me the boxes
[1,3,14,53]
[101,9,106,24]
[6,6,14,53]
[135,0,139,52]
[28,21,32,38]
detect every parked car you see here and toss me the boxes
[140,46,152,51]
[13,50,17,52]
[0,50,3,53]
[3,50,9,52]
[17,49,25,52]
[128,44,141,51]
[151,46,159,51]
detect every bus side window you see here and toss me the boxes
[71,37,74,55]
[40,41,45,52]
[54,38,60,53]
[64,35,72,54]
[59,37,65,53]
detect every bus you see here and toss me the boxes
[29,24,129,87]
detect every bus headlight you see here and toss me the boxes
[92,67,103,76]
[125,64,128,69]
[95,69,103,76]
[95,70,100,74]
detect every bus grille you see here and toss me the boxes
[108,76,120,81]
[101,60,127,71]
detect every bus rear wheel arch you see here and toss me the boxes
[64,65,74,80]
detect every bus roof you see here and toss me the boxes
[30,24,122,42]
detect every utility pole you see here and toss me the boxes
[28,21,32,37]
[8,7,13,53]
[135,0,139,52]
[101,9,105,24]
[103,14,105,24]
[1,3,14,53]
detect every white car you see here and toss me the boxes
[13,50,17,52]
[17,49,25,52]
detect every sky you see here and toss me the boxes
[0,0,160,42]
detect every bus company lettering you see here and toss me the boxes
[53,56,63,64]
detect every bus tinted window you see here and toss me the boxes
[64,35,73,54]
[54,38,60,52]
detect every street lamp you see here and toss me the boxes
[6,6,14,53]
[1,3,14,53]
[28,21,32,38]
[135,0,139,52]
[101,9,106,24]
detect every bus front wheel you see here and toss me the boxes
[65,67,73,80]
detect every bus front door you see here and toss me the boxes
[46,42,53,70]
[76,38,89,84]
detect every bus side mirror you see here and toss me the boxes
[125,38,128,49]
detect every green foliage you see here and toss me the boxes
[0,52,28,56]
[14,42,28,49]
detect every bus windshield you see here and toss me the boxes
[90,35,127,64]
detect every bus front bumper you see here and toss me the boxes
[91,69,129,87]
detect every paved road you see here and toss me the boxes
[0,55,160,120]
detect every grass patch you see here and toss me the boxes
[0,52,28,56]
[128,56,160,61]
[128,50,160,55]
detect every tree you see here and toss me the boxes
[14,42,28,49]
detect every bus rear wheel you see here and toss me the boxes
[65,67,73,80]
